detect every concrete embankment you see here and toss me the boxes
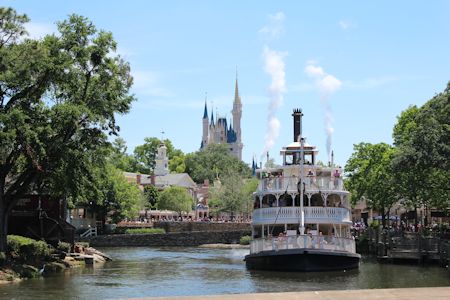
[88,230,250,247]
[129,287,450,300]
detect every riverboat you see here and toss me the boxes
[244,109,360,271]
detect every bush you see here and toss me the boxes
[239,235,251,245]
[76,242,90,248]
[7,235,51,262]
[57,241,71,253]
[124,228,165,234]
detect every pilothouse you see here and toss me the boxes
[244,108,360,271]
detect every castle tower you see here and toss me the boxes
[154,141,169,176]
[199,73,243,161]
[201,97,208,149]
[232,74,243,160]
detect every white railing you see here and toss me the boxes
[250,235,356,255]
[252,206,351,225]
[80,227,97,238]
[257,176,344,193]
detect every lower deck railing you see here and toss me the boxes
[250,235,356,254]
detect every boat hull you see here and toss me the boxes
[244,248,360,272]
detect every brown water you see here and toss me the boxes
[0,247,449,299]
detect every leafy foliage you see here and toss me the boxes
[133,137,183,174]
[391,85,450,211]
[92,164,142,223]
[7,235,50,262]
[157,186,193,215]
[209,175,258,219]
[143,185,159,209]
[346,82,450,224]
[185,144,251,183]
[239,235,251,245]
[124,228,165,234]
[345,143,398,226]
[0,9,135,251]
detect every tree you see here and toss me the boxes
[345,143,398,227]
[143,185,159,209]
[208,175,259,220]
[169,154,186,173]
[185,144,251,183]
[88,164,142,224]
[109,138,139,172]
[157,186,193,216]
[391,84,450,220]
[0,10,134,252]
[133,137,183,174]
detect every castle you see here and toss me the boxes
[200,77,243,160]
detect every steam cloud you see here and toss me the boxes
[305,62,341,161]
[260,13,287,160]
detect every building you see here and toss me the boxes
[200,76,243,160]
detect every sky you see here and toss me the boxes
[3,0,450,167]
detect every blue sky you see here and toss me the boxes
[3,0,450,167]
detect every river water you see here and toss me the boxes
[1,246,449,299]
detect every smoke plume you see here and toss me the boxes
[304,62,341,161]
[259,12,287,160]
[262,47,287,157]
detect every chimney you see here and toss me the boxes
[151,174,155,185]
[292,108,303,142]
[137,174,141,185]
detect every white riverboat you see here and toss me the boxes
[244,109,360,271]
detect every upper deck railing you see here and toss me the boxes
[249,235,356,255]
[257,176,344,193]
[252,206,351,225]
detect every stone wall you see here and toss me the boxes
[88,230,250,247]
[153,221,251,233]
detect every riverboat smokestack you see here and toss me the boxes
[292,108,303,142]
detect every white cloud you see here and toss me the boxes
[338,20,357,30]
[24,22,56,39]
[131,70,173,98]
[259,12,286,41]
[305,62,342,96]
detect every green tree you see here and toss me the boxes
[157,186,193,216]
[143,185,160,209]
[208,175,258,220]
[345,143,398,227]
[391,84,450,219]
[0,10,134,252]
[133,137,183,174]
[109,138,139,172]
[90,164,142,224]
[185,144,251,183]
[169,154,186,173]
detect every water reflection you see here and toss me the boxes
[0,247,449,299]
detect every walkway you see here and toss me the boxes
[130,287,450,300]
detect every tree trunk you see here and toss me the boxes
[0,199,8,255]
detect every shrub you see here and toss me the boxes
[76,242,90,248]
[124,228,165,234]
[239,235,251,245]
[57,241,71,253]
[0,251,6,265]
[7,235,51,261]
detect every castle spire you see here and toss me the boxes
[210,103,214,125]
[203,93,208,119]
[234,67,241,104]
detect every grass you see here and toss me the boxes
[124,228,166,234]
